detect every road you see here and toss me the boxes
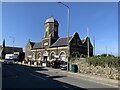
[2,63,119,90]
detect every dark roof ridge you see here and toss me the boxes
[58,36,72,39]
[34,41,42,43]
[54,36,72,44]
[5,46,22,48]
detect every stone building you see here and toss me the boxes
[0,40,24,61]
[25,17,93,63]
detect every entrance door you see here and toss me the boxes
[44,56,47,62]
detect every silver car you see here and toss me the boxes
[4,59,14,64]
[60,61,67,70]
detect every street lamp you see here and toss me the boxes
[58,2,70,71]
[9,36,15,54]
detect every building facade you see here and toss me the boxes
[0,40,24,61]
[25,17,93,63]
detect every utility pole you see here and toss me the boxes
[87,27,89,58]
[106,46,108,56]
[58,2,70,71]
[9,36,15,54]
[93,36,95,56]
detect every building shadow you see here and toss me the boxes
[2,63,118,90]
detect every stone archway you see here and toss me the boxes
[50,51,56,60]
[59,51,66,61]
[37,52,41,60]
[72,52,80,58]
[32,52,35,60]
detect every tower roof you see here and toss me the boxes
[45,17,58,24]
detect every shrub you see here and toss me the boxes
[85,56,119,68]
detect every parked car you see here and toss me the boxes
[60,61,67,70]
[4,59,14,64]
[51,60,61,68]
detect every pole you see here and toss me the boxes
[9,36,15,54]
[93,36,95,56]
[58,2,70,71]
[87,27,89,58]
[13,37,15,54]
[67,6,70,71]
[106,46,108,56]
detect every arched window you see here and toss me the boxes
[43,51,48,56]
[50,51,56,60]
[51,53,55,59]
[72,52,80,58]
[37,52,41,60]
[32,52,35,60]
[59,51,66,61]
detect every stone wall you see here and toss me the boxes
[72,59,119,80]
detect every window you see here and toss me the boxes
[51,53,55,59]
[38,53,41,60]
[77,40,80,45]
[32,52,35,60]
[59,52,66,61]
[49,24,53,31]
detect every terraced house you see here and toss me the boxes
[25,17,93,64]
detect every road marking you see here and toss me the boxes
[62,85,73,90]
[29,73,46,80]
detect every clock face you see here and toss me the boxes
[44,42,48,46]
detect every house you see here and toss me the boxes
[0,40,24,61]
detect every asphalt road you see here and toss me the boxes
[2,63,119,90]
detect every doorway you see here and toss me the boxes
[44,56,47,62]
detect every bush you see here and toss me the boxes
[85,56,119,68]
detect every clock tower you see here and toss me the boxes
[42,17,59,47]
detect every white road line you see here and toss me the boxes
[62,85,73,90]
[29,73,46,80]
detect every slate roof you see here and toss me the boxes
[81,39,86,44]
[30,42,35,48]
[4,47,23,54]
[51,36,72,47]
[81,37,93,47]
[33,42,43,49]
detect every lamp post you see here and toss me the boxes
[93,36,95,56]
[87,27,89,58]
[58,2,70,71]
[9,36,15,54]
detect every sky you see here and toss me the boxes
[1,2,118,56]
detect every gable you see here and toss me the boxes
[69,32,82,45]
[82,37,93,48]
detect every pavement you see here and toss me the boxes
[20,62,119,88]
